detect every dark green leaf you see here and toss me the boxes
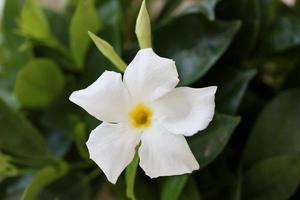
[70,0,101,68]
[215,68,256,115]
[21,162,68,200]
[180,177,202,200]
[38,173,91,200]
[189,114,240,168]
[154,14,241,85]
[243,89,300,166]
[217,0,260,57]
[264,6,300,52]
[0,98,52,162]
[170,0,220,21]
[14,58,65,109]
[242,156,300,200]
[97,0,123,52]
[161,175,189,200]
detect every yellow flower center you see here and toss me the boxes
[129,103,152,128]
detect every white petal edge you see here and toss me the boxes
[69,71,130,123]
[86,122,141,184]
[154,86,217,136]
[139,124,199,178]
[123,48,179,102]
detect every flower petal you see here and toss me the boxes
[69,71,130,122]
[154,86,217,136]
[139,124,199,178]
[124,48,179,102]
[86,122,141,184]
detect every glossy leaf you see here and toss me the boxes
[154,14,241,85]
[263,6,300,52]
[0,98,52,162]
[214,68,257,115]
[70,0,100,68]
[243,89,300,166]
[217,0,260,57]
[189,114,240,168]
[21,162,68,200]
[242,156,300,200]
[14,59,65,108]
[171,0,220,21]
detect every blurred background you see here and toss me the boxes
[1,0,300,199]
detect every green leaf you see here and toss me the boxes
[0,0,33,109]
[125,151,139,200]
[70,0,100,68]
[214,68,257,115]
[170,0,221,21]
[263,6,300,52]
[73,122,89,159]
[161,175,189,200]
[88,31,127,71]
[14,58,65,109]
[0,154,18,180]
[217,0,260,57]
[189,114,240,168]
[97,0,122,52]
[2,0,22,47]
[196,157,242,200]
[20,0,58,47]
[21,162,68,200]
[135,0,152,49]
[154,14,241,85]
[243,89,300,166]
[0,98,52,162]
[180,178,202,200]
[38,173,91,200]
[242,156,300,200]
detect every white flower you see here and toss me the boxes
[69,48,217,184]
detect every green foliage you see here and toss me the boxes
[0,154,18,180]
[161,175,189,200]
[242,156,300,200]
[0,98,53,163]
[14,59,65,109]
[126,151,139,200]
[243,89,300,166]
[20,0,59,48]
[190,114,240,167]
[70,0,100,68]
[88,31,127,71]
[21,162,68,200]
[1,0,300,199]
[154,14,241,85]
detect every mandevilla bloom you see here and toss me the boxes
[69,48,217,183]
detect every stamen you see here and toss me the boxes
[129,103,152,128]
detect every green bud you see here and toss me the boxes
[88,31,127,72]
[135,0,152,49]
